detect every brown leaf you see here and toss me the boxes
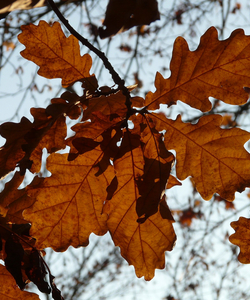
[27,110,67,173]
[145,27,250,111]
[99,0,160,39]
[152,113,250,200]
[0,264,40,300]
[0,101,70,176]
[230,217,250,263]
[104,130,176,280]
[0,117,32,177]
[18,21,93,88]
[23,152,114,251]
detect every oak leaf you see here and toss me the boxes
[0,94,81,176]
[151,113,250,200]
[145,27,250,111]
[22,108,67,174]
[0,264,40,300]
[103,130,176,280]
[23,152,114,251]
[18,21,93,88]
[229,217,250,263]
[0,117,32,178]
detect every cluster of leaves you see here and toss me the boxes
[1,0,250,299]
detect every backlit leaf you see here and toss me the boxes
[152,113,250,200]
[104,129,176,280]
[18,21,93,87]
[0,99,72,176]
[23,152,114,251]
[145,27,250,111]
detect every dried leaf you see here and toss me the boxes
[145,27,250,111]
[153,113,250,200]
[104,130,176,280]
[23,152,114,251]
[0,101,69,176]
[18,21,93,87]
[0,117,32,178]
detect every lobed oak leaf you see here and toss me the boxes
[229,217,250,263]
[104,130,176,280]
[0,264,40,300]
[151,113,250,200]
[145,27,250,112]
[0,220,50,293]
[23,152,114,251]
[18,21,93,88]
